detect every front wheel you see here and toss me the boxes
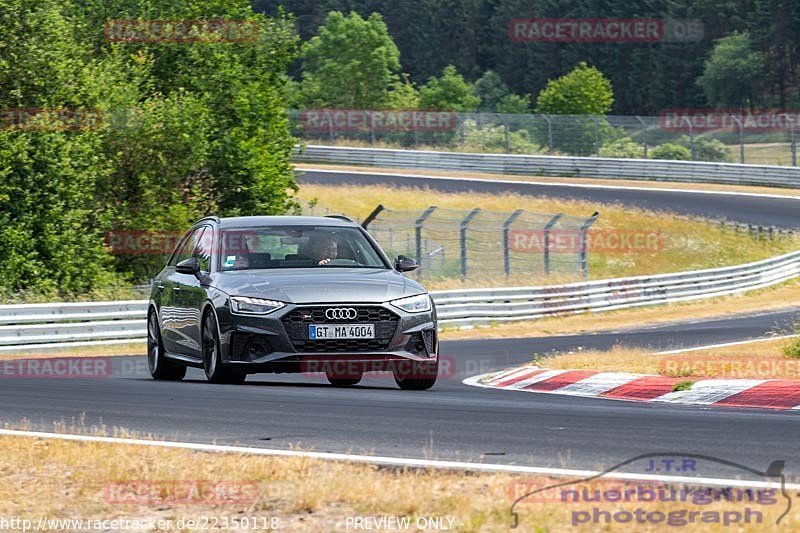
[202,312,246,385]
[147,311,186,381]
[393,360,438,391]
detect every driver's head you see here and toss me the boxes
[308,235,338,262]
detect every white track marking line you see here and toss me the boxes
[297,167,800,202]
[656,335,800,355]
[654,379,766,405]
[0,428,796,490]
[555,372,643,396]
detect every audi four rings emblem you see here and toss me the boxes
[325,307,358,320]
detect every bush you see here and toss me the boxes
[782,336,800,359]
[599,137,645,158]
[651,143,691,160]
[461,120,541,154]
[679,136,733,162]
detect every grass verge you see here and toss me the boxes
[540,335,800,380]
[0,428,794,531]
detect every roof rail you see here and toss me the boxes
[196,215,221,224]
[324,214,355,223]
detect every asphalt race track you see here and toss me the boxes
[297,168,800,229]
[2,170,799,480]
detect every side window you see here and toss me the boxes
[168,230,196,267]
[194,227,213,272]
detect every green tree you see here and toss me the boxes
[418,65,479,111]
[299,11,401,108]
[496,94,531,114]
[473,70,510,111]
[535,62,614,115]
[696,32,766,108]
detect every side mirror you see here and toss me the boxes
[176,257,200,275]
[395,255,419,272]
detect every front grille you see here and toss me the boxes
[281,305,400,353]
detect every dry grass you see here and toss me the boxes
[541,337,800,380]
[297,184,800,289]
[0,429,795,532]
[0,342,146,360]
[296,163,800,198]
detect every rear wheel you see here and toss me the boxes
[202,312,246,385]
[147,311,186,381]
[393,360,438,391]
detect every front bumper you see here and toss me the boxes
[216,301,438,373]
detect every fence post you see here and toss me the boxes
[415,206,437,275]
[635,115,648,157]
[502,209,524,277]
[791,125,797,166]
[369,110,376,144]
[542,114,554,154]
[497,113,510,153]
[543,213,563,275]
[579,212,600,278]
[460,208,481,280]
[730,115,744,163]
[591,115,600,156]
[688,122,695,160]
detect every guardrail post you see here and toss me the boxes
[502,209,524,277]
[543,213,563,275]
[361,204,385,229]
[415,206,437,275]
[579,212,600,278]
[460,208,481,280]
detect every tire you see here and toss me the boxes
[326,370,363,387]
[147,311,186,381]
[202,311,246,385]
[393,359,438,391]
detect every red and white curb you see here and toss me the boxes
[463,366,800,410]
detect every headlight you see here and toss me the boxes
[230,296,285,315]
[390,294,432,313]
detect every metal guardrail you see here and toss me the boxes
[1,250,799,350]
[294,145,800,188]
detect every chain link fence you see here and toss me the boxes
[305,205,598,281]
[289,110,800,166]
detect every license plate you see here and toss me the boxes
[309,324,375,340]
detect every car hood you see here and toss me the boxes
[209,268,427,304]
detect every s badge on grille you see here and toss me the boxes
[325,307,358,320]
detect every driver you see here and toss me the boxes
[307,235,338,265]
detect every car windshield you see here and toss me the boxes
[219,226,387,271]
